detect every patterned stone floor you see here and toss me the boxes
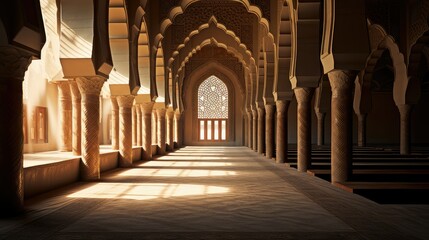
[1,146,429,239]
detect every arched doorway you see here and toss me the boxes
[197,75,229,142]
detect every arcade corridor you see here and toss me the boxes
[1,147,428,240]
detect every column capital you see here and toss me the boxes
[294,87,315,104]
[276,100,290,113]
[56,81,71,94]
[0,46,32,81]
[110,96,119,110]
[135,104,142,114]
[166,107,175,118]
[141,101,155,115]
[397,104,412,120]
[76,76,105,96]
[328,70,358,96]
[174,109,181,119]
[117,95,135,108]
[156,108,166,117]
[69,80,81,100]
[265,104,275,119]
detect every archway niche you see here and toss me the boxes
[183,61,244,146]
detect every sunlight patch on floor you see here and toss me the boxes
[140,161,232,167]
[118,168,237,177]
[67,183,229,200]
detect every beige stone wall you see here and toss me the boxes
[23,61,59,153]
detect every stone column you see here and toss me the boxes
[265,104,275,159]
[166,108,174,151]
[152,110,158,145]
[141,102,154,160]
[76,76,105,181]
[257,106,266,155]
[398,104,412,155]
[174,110,182,148]
[247,110,253,149]
[276,100,290,163]
[69,80,82,155]
[57,81,72,151]
[0,47,31,216]
[294,87,314,172]
[252,109,258,151]
[328,70,356,183]
[157,108,167,155]
[110,96,119,150]
[315,112,326,146]
[136,104,142,146]
[117,95,135,167]
[356,113,367,147]
[132,105,137,146]
[243,113,248,147]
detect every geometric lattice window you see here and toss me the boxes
[198,75,228,141]
[198,75,228,119]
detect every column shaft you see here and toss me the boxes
[329,70,356,183]
[132,106,137,146]
[257,106,266,155]
[141,102,154,160]
[398,104,412,155]
[57,82,72,151]
[357,113,367,147]
[0,47,31,216]
[252,109,257,151]
[136,104,142,146]
[174,111,181,148]
[276,100,290,163]
[110,96,119,150]
[166,109,174,151]
[152,110,158,145]
[247,111,253,149]
[117,95,135,167]
[316,112,326,146]
[157,108,166,155]
[295,87,314,172]
[69,80,81,155]
[265,104,275,159]
[76,76,105,181]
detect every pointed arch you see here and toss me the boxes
[183,61,245,146]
